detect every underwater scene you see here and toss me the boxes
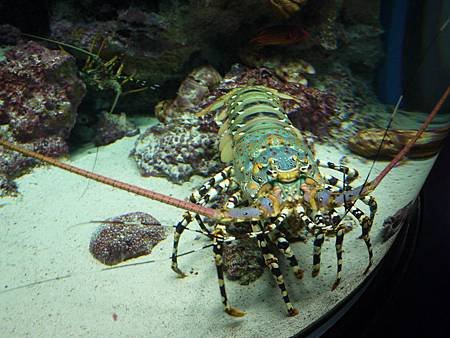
[0,0,449,337]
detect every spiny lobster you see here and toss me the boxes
[0,85,449,317]
[22,33,148,115]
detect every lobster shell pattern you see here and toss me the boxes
[217,86,322,200]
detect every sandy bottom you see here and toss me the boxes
[0,119,437,337]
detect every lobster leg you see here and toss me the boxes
[252,222,299,316]
[172,212,198,277]
[348,204,374,274]
[311,211,333,277]
[317,161,359,185]
[361,196,378,227]
[312,231,325,277]
[191,166,233,202]
[323,174,348,190]
[266,207,304,279]
[212,225,246,317]
[224,190,244,209]
[172,167,234,277]
[270,229,304,280]
[332,227,345,290]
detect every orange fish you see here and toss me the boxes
[249,25,310,46]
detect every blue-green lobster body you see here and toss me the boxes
[216,86,323,203]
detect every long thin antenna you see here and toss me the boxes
[21,33,99,59]
[0,139,222,220]
[366,86,450,192]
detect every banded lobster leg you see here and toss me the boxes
[171,166,236,276]
[214,200,305,316]
[317,161,360,190]
[322,160,379,259]
[211,223,247,317]
[308,163,375,287]
[307,210,348,290]
[346,197,378,274]
[266,208,304,280]
[252,221,300,317]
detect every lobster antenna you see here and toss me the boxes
[21,33,100,59]
[353,94,403,196]
[367,86,450,192]
[78,146,100,200]
[0,139,222,220]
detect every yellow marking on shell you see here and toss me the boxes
[252,162,264,175]
[305,177,318,185]
[246,181,260,191]
[266,193,281,216]
[277,169,301,183]
[267,134,284,146]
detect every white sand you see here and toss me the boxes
[0,118,438,337]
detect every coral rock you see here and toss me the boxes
[155,65,222,123]
[89,212,166,266]
[0,41,85,143]
[223,240,264,285]
[93,111,139,146]
[133,116,223,183]
[0,174,18,197]
[0,41,85,183]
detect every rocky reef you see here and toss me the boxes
[93,111,140,146]
[41,0,383,114]
[89,211,166,266]
[0,39,86,195]
[46,1,274,114]
[133,116,223,183]
[0,0,387,188]
[0,41,85,146]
